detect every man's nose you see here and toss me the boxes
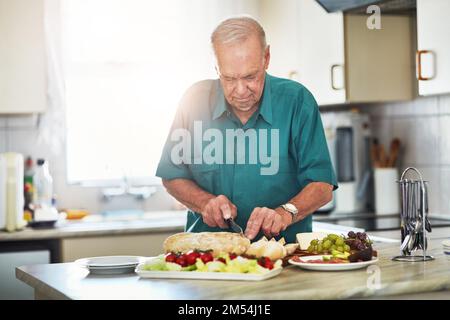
[235,80,248,97]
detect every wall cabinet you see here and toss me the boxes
[262,0,416,106]
[344,14,417,103]
[416,0,450,96]
[297,0,346,105]
[0,0,46,114]
[261,0,302,85]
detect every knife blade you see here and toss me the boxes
[226,218,245,236]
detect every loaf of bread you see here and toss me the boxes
[163,232,251,257]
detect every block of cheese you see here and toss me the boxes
[296,232,328,250]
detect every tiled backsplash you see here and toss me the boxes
[2,93,450,216]
[359,94,450,216]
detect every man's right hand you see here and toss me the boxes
[201,195,237,228]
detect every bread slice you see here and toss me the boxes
[163,232,250,257]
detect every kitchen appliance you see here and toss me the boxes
[393,167,433,262]
[316,0,416,13]
[320,111,372,214]
[0,152,26,232]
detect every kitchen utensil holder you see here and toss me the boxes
[392,167,434,262]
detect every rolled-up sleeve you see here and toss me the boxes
[293,91,338,191]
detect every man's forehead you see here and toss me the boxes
[215,51,263,78]
[219,66,261,78]
[215,37,264,69]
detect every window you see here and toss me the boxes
[62,0,238,186]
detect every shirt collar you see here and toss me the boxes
[212,73,273,126]
[212,80,227,120]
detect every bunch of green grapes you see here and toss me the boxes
[307,234,351,254]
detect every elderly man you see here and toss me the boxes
[156,16,337,243]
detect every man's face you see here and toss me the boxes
[215,36,270,113]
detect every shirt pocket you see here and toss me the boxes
[188,162,221,194]
[277,156,297,174]
[251,156,300,206]
[257,156,296,175]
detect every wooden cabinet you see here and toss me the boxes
[261,0,416,106]
[344,14,417,103]
[60,232,175,262]
[0,0,46,114]
[416,0,450,96]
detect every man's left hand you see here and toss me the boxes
[244,207,293,240]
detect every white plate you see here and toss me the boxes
[288,255,378,271]
[75,256,145,267]
[135,263,282,281]
[75,256,145,274]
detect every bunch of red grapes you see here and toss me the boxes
[345,231,372,251]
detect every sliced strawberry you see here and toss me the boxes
[165,253,177,263]
[200,252,214,264]
[217,257,226,264]
[185,251,201,265]
[175,255,188,267]
[258,257,274,269]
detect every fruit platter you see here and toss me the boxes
[136,252,284,281]
[288,231,379,271]
[136,232,298,281]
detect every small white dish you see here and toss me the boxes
[75,256,145,275]
[288,255,378,271]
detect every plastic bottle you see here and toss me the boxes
[33,159,53,209]
[23,156,34,221]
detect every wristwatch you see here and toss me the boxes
[280,203,298,219]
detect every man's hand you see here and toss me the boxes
[201,195,237,228]
[244,207,292,240]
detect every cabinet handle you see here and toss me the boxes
[416,50,434,81]
[331,64,344,90]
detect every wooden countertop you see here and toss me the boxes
[15,229,450,300]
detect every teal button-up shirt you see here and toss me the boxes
[156,73,337,243]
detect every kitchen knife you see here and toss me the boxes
[226,218,245,236]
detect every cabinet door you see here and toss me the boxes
[0,0,46,114]
[61,233,176,262]
[261,0,301,80]
[344,14,416,103]
[416,0,450,96]
[297,0,346,106]
[0,250,50,299]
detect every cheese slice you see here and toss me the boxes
[296,232,328,250]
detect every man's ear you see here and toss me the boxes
[264,45,271,70]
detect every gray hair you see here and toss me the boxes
[211,15,267,55]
